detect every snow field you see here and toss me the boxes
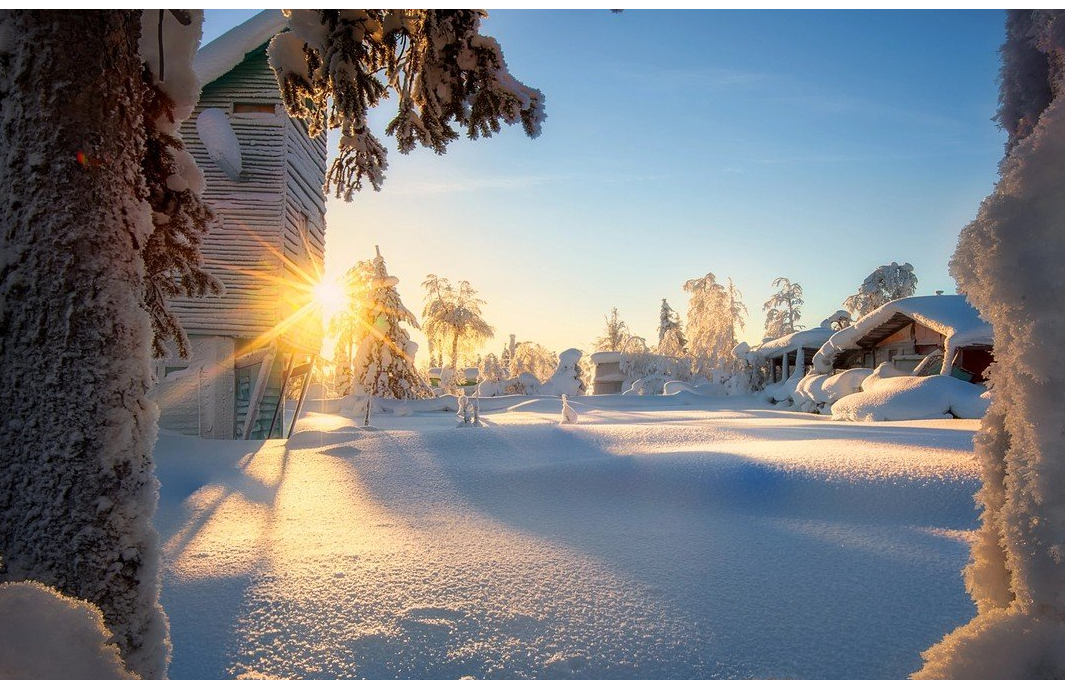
[156,396,981,679]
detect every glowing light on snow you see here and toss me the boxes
[312,279,345,320]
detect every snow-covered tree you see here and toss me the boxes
[422,275,495,369]
[478,353,507,383]
[0,10,542,678]
[725,278,747,349]
[762,277,804,339]
[510,341,558,383]
[683,272,733,375]
[916,11,1065,679]
[351,248,428,400]
[0,11,173,678]
[595,307,630,352]
[658,299,684,347]
[842,262,918,319]
[657,327,687,358]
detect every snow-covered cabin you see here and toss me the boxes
[151,11,328,439]
[812,295,994,382]
[754,327,837,383]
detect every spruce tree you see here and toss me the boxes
[353,248,429,400]
[658,299,685,348]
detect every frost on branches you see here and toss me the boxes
[763,277,803,339]
[842,262,917,320]
[658,299,684,347]
[595,307,630,352]
[268,10,545,199]
[352,248,429,400]
[916,10,1065,680]
[683,272,744,375]
[422,275,494,369]
[139,10,221,358]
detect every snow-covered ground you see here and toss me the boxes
[155,394,981,680]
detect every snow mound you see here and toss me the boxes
[0,581,140,680]
[662,380,726,397]
[794,368,871,412]
[623,374,667,396]
[861,361,911,389]
[541,348,585,397]
[832,375,989,422]
[914,607,1065,680]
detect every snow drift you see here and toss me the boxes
[0,581,140,680]
[832,375,989,422]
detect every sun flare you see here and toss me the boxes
[313,279,345,319]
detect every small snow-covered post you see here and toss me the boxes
[560,394,578,425]
[364,394,371,428]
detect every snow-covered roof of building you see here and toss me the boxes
[812,295,993,374]
[754,327,836,360]
[194,10,288,86]
[590,351,622,364]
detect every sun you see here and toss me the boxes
[312,279,345,318]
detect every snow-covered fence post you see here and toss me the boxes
[0,10,169,679]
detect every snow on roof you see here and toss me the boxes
[194,10,288,86]
[590,351,622,364]
[754,327,836,360]
[813,295,993,374]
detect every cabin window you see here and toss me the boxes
[232,102,276,115]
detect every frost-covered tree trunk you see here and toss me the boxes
[916,10,1065,680]
[0,10,168,680]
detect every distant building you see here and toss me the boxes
[812,295,994,383]
[589,351,627,395]
[150,11,328,439]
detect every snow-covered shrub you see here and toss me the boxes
[624,375,668,396]
[0,581,140,680]
[541,348,587,397]
[510,342,557,384]
[831,375,989,422]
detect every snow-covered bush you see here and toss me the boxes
[510,342,557,384]
[831,375,988,422]
[541,348,587,397]
[0,581,140,680]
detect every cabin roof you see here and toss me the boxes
[194,10,288,86]
[754,327,836,360]
[812,295,993,373]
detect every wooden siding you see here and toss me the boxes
[171,45,327,355]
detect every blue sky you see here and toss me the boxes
[203,10,1006,354]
